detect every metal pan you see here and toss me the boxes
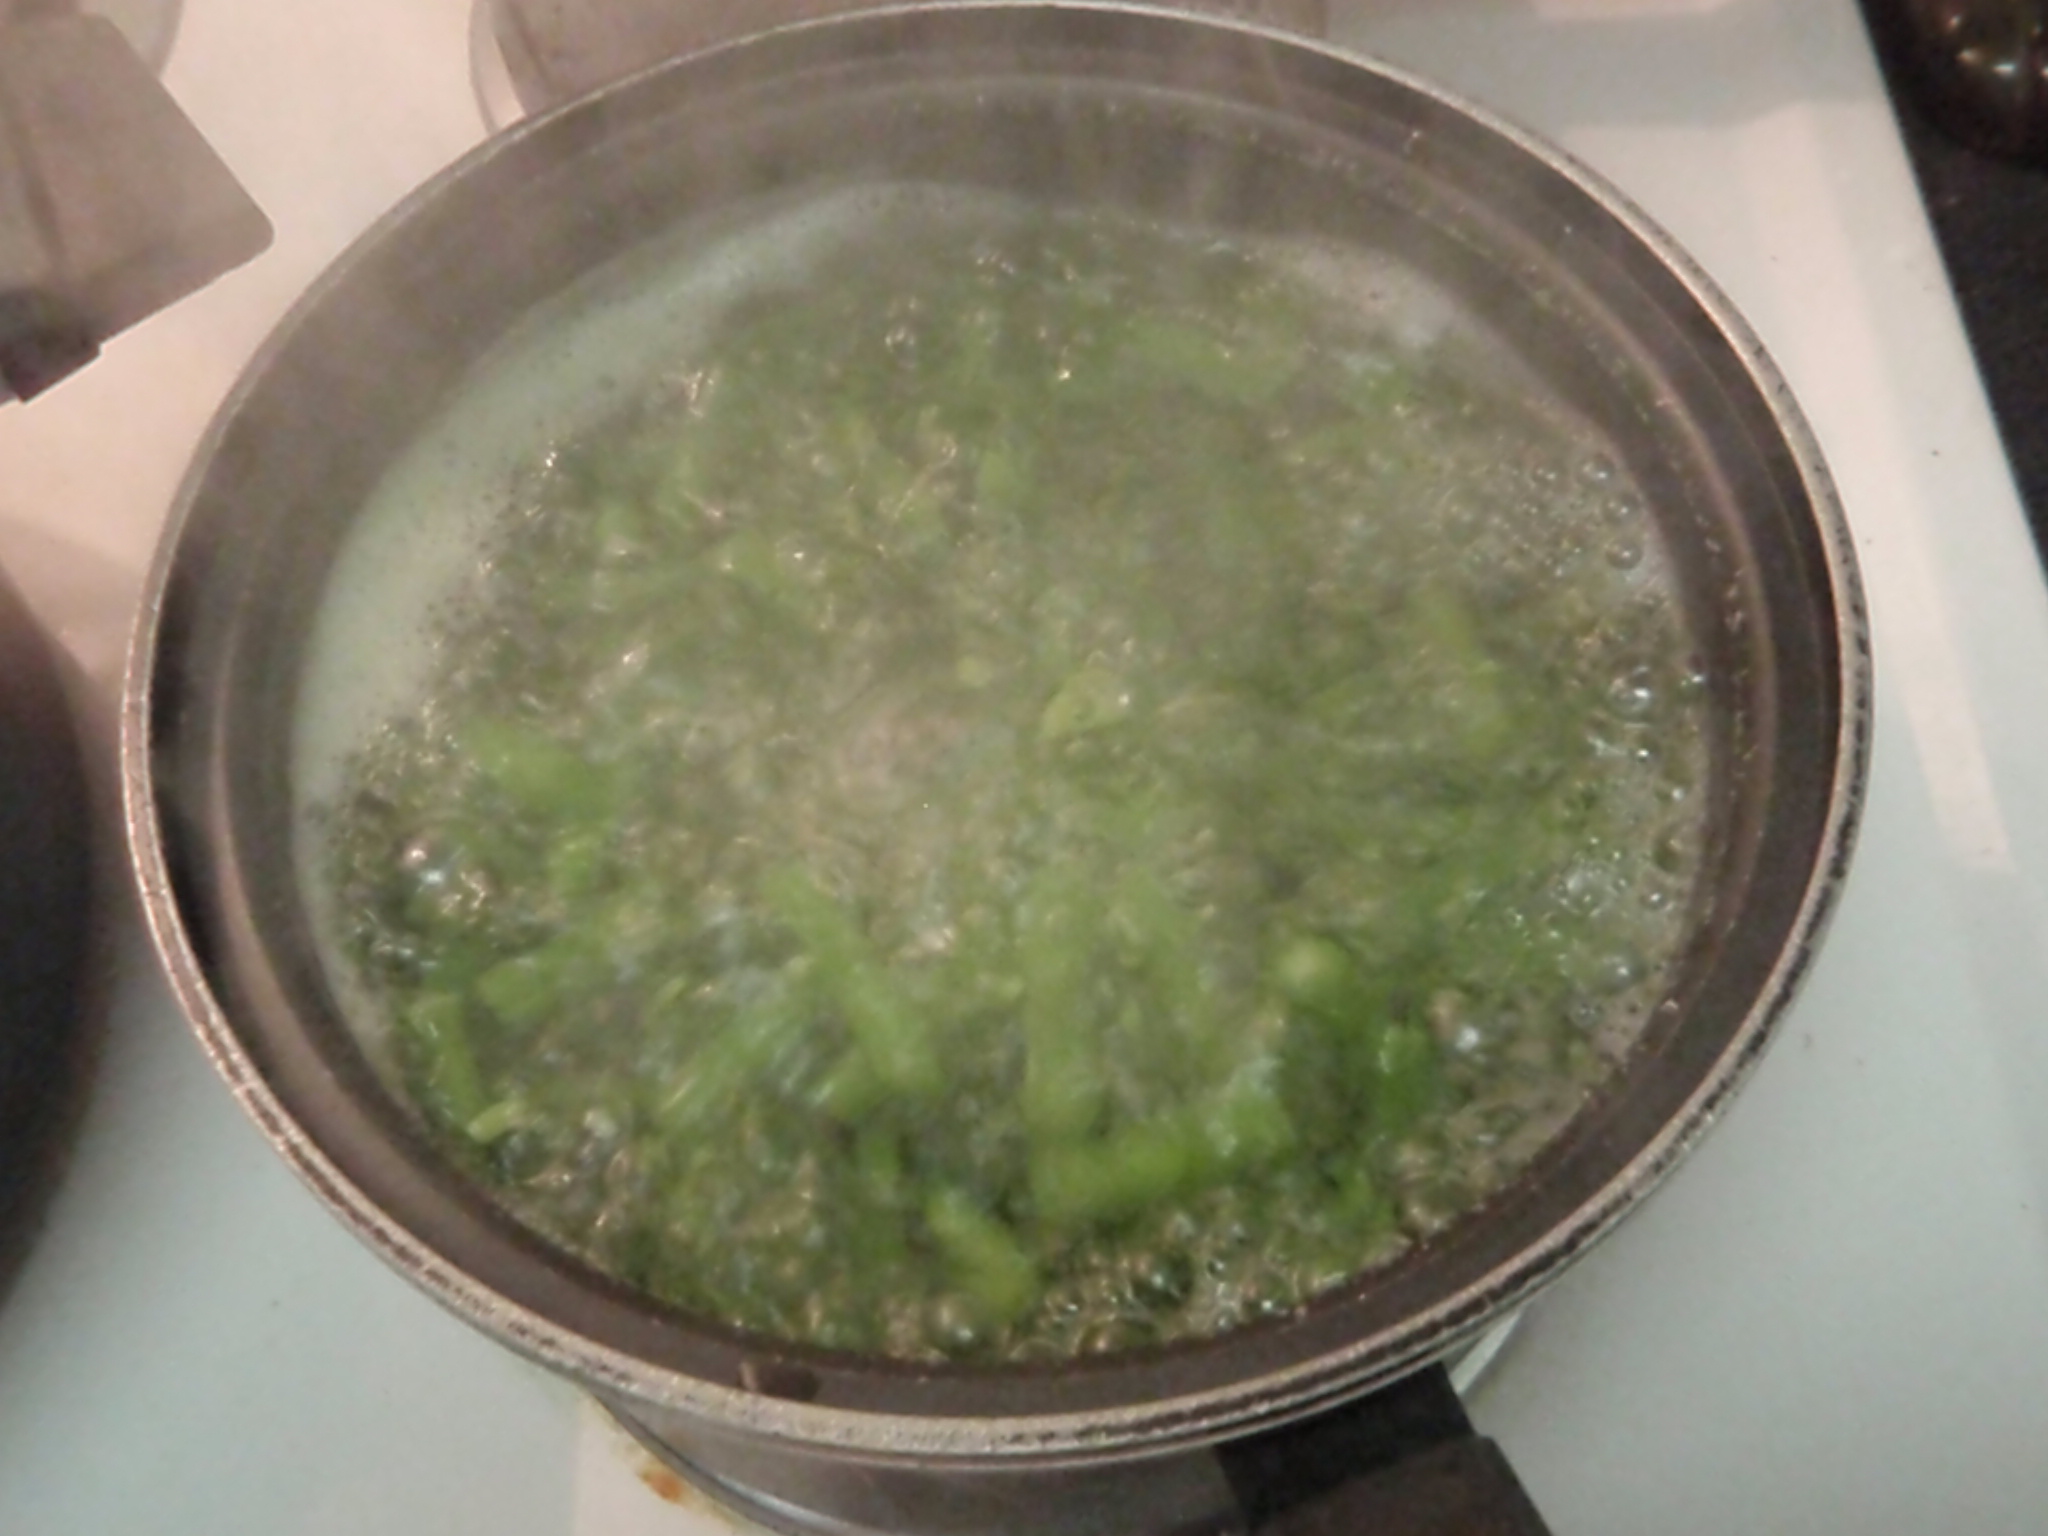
[122,6,1868,1532]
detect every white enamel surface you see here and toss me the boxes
[1335,4,2048,1533]
[2,2,2047,1532]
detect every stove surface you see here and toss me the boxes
[3,3,2048,1533]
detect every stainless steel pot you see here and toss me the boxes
[122,7,1869,1533]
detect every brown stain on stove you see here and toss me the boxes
[589,1398,762,1527]
[628,1442,751,1525]
[636,1459,690,1504]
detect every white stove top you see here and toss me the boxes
[6,2,2048,1531]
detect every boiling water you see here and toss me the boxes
[293,189,1711,1362]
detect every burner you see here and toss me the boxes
[589,1313,1527,1536]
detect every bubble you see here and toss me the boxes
[1604,493,1645,524]
[1557,858,1624,917]
[1129,1251,1194,1307]
[1549,543,1590,579]
[1607,667,1657,718]
[1594,952,1645,994]
[1577,453,1618,488]
[1605,535,1646,571]
[925,1294,984,1354]
[883,323,918,362]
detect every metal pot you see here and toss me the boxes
[122,6,1869,1533]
